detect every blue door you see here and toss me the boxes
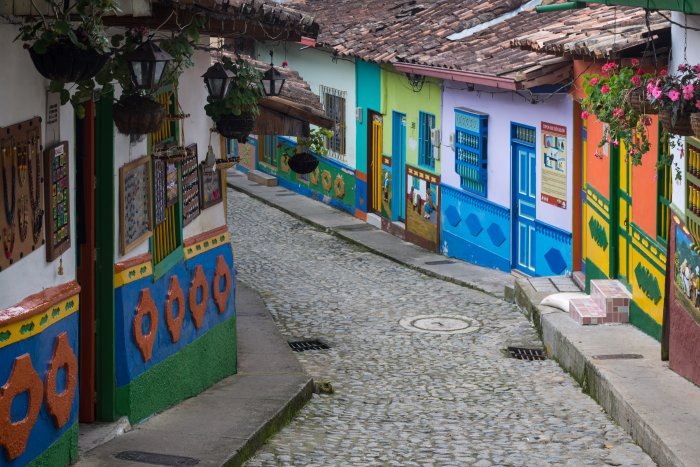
[513,142,537,273]
[392,112,407,221]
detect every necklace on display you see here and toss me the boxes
[2,226,14,260]
[28,134,43,244]
[17,140,27,187]
[1,141,16,227]
[17,196,27,242]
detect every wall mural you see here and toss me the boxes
[381,162,392,220]
[0,117,45,271]
[406,165,440,251]
[119,155,152,255]
[673,224,700,322]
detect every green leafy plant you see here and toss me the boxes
[581,60,653,165]
[279,128,333,158]
[204,55,264,121]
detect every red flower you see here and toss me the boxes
[631,58,640,67]
[636,68,646,75]
[601,85,610,94]
[581,111,590,120]
[660,69,668,76]
[276,143,283,148]
[631,75,642,87]
[590,77,600,86]
[282,61,289,67]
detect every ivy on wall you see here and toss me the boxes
[634,262,662,304]
[588,217,608,251]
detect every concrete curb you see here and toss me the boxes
[227,180,508,299]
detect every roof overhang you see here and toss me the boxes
[392,63,522,91]
[255,96,334,136]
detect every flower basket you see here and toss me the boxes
[28,40,110,83]
[288,152,319,174]
[113,95,166,135]
[691,114,700,138]
[627,87,658,115]
[214,113,256,143]
[659,109,694,136]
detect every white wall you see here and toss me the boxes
[258,42,357,169]
[0,24,77,308]
[113,47,227,262]
[441,81,574,231]
[670,12,700,214]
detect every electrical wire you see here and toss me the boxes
[654,10,700,32]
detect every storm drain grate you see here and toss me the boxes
[289,339,330,352]
[276,192,297,197]
[593,353,643,360]
[335,224,376,231]
[424,260,456,265]
[507,346,547,361]
[114,451,199,466]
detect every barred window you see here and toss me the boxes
[320,85,346,158]
[418,111,436,169]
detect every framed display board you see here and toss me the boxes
[199,163,223,210]
[153,158,166,226]
[181,144,200,226]
[166,162,178,207]
[0,117,45,271]
[119,155,152,255]
[44,141,70,261]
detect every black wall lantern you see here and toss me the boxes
[203,62,234,100]
[127,40,173,90]
[261,50,286,97]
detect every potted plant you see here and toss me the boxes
[647,64,699,136]
[581,61,652,165]
[281,128,333,174]
[105,23,200,135]
[204,55,264,143]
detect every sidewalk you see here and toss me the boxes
[76,283,313,466]
[226,171,513,299]
[229,170,700,467]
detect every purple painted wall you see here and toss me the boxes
[441,81,574,231]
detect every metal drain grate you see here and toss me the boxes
[424,260,456,265]
[507,346,546,361]
[335,224,376,231]
[276,192,297,197]
[289,339,330,352]
[115,451,199,466]
[593,353,643,360]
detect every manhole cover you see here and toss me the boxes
[592,353,643,360]
[507,346,547,361]
[335,224,376,231]
[289,339,330,352]
[399,315,478,335]
[424,260,456,265]
[114,451,199,466]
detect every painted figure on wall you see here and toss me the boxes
[674,226,700,323]
[409,177,438,224]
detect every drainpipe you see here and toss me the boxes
[535,1,585,12]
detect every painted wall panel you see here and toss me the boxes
[535,220,573,276]
[631,121,661,238]
[356,60,381,175]
[441,81,574,232]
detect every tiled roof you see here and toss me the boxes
[282,0,669,87]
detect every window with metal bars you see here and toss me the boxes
[418,111,436,169]
[657,131,671,244]
[259,134,277,166]
[320,86,346,158]
[150,89,183,274]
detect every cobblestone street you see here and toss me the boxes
[228,191,654,467]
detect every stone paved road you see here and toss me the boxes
[228,191,654,467]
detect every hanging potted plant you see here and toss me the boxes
[16,0,115,84]
[647,64,699,137]
[281,128,333,174]
[581,61,652,165]
[105,22,200,135]
[204,55,263,143]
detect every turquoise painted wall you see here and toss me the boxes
[381,65,442,175]
[356,60,382,174]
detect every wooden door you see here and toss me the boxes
[614,143,632,284]
[368,112,383,213]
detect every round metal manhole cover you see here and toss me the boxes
[399,315,478,335]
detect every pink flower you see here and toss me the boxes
[660,69,668,76]
[646,81,654,94]
[693,64,700,74]
[613,108,625,119]
[679,63,689,72]
[683,84,695,100]
[631,58,640,67]
[590,77,600,86]
[282,61,288,67]
[631,75,642,86]
[581,111,590,120]
[601,85,610,94]
[668,89,681,102]
[652,86,663,100]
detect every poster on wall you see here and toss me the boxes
[181,144,200,226]
[0,117,46,271]
[44,141,71,261]
[199,164,222,209]
[119,155,152,255]
[541,122,567,209]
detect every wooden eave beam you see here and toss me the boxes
[259,97,335,129]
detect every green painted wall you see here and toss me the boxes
[28,423,78,467]
[381,65,442,175]
[116,317,237,424]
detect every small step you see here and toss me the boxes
[570,298,607,325]
[247,170,278,187]
[590,280,631,320]
[572,271,585,291]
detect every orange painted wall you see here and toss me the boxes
[631,119,660,237]
[573,61,610,199]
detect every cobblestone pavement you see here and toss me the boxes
[228,191,654,467]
